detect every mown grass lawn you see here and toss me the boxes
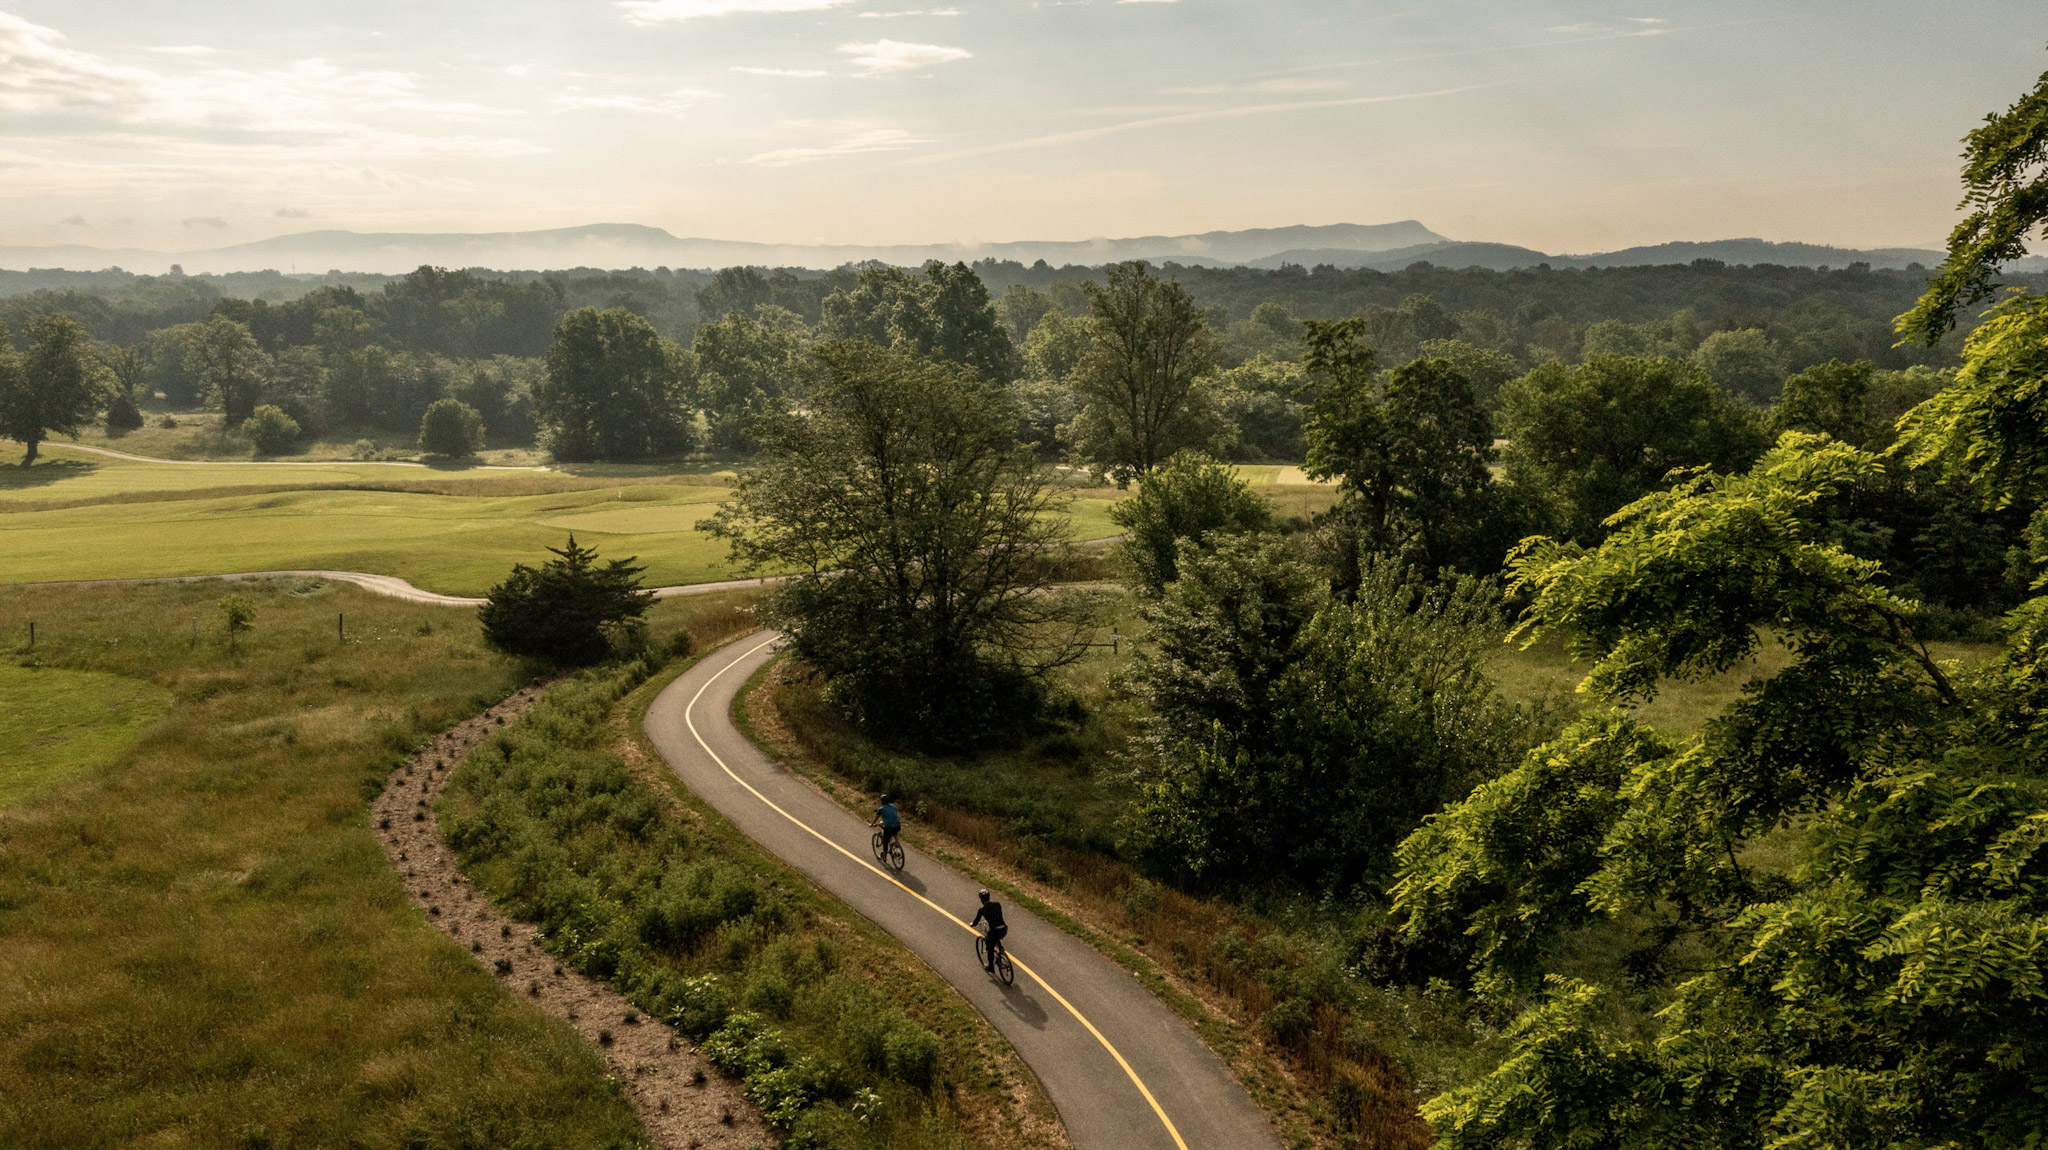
[3,444,1137,594]
[0,664,173,808]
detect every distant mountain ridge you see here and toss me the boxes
[2,221,2034,276]
[1245,238,1973,273]
[0,221,1450,277]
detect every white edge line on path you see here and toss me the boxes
[683,635,1189,1150]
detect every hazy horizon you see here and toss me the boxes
[3,1,2043,256]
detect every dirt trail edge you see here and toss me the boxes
[372,683,771,1150]
[644,632,1283,1150]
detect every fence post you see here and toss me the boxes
[190,617,197,648]
[26,620,32,649]
[339,612,345,643]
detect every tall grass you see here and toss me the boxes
[0,578,647,1148]
[440,637,1059,1150]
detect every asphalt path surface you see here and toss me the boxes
[645,632,1281,1150]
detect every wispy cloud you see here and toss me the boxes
[839,39,970,74]
[909,84,1488,164]
[858,9,959,17]
[619,0,853,24]
[553,86,713,116]
[745,125,926,166]
[732,66,829,77]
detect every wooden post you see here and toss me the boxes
[26,620,32,649]
[339,612,345,643]
[191,617,197,648]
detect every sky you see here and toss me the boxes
[0,0,2042,255]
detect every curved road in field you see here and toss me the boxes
[644,633,1280,1150]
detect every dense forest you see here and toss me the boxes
[0,253,2024,465]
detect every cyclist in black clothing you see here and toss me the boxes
[971,889,1007,970]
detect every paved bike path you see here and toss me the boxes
[644,632,1281,1150]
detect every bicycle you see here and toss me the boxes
[976,931,1014,986]
[870,828,905,871]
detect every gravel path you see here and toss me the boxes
[370,684,772,1150]
[7,570,787,607]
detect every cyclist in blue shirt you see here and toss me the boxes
[870,793,901,855]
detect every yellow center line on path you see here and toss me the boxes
[685,637,1189,1150]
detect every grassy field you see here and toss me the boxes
[2,443,1137,594]
[0,578,667,1148]
[0,664,173,808]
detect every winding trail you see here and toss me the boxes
[643,633,1282,1150]
[7,570,785,606]
[33,440,547,470]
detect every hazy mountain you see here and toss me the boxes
[1244,241,1556,271]
[5,222,2031,277]
[0,220,1448,277]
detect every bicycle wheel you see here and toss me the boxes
[975,935,991,971]
[886,838,905,870]
[871,831,885,863]
[994,942,1014,986]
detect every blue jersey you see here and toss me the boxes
[875,802,900,830]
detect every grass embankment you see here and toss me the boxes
[439,626,1064,1150]
[0,444,1130,594]
[0,579,654,1148]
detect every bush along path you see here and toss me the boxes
[371,682,771,1150]
[427,651,1066,1150]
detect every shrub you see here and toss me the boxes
[477,537,654,666]
[242,405,301,456]
[418,397,486,458]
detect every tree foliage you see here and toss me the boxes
[703,340,1076,742]
[822,263,1018,385]
[417,397,486,458]
[192,315,270,426]
[478,536,655,665]
[1498,353,1769,545]
[0,314,100,464]
[1067,262,1227,483]
[1129,543,1522,891]
[1111,451,1274,596]
[1300,322,1497,576]
[1391,429,2048,1147]
[691,307,809,453]
[242,404,301,456]
[1897,58,2048,343]
[535,307,693,461]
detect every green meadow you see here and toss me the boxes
[0,444,1281,594]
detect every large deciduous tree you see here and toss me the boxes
[535,306,694,461]
[192,315,270,426]
[1067,262,1228,484]
[1127,541,1522,892]
[1111,450,1273,596]
[1300,321,1497,578]
[1498,353,1767,544]
[0,314,101,464]
[820,262,1018,384]
[702,340,1076,742]
[691,306,809,452]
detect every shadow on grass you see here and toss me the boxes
[0,458,97,490]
